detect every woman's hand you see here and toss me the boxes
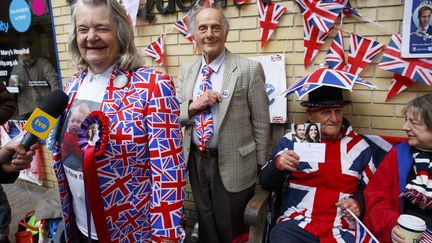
[391,225,406,243]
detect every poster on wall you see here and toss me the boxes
[0,0,61,119]
[402,0,432,58]
[249,54,287,124]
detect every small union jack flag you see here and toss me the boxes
[325,29,346,70]
[144,33,166,66]
[303,23,333,67]
[346,33,385,75]
[296,0,345,33]
[257,0,286,48]
[346,208,379,243]
[385,74,415,101]
[173,16,196,46]
[379,33,432,86]
[355,220,379,243]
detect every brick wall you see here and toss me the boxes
[45,0,428,226]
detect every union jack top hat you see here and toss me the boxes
[300,86,351,108]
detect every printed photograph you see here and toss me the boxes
[291,122,321,143]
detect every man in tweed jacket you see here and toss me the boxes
[177,4,270,243]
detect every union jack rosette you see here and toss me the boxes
[78,111,109,156]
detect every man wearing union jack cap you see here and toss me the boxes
[176,3,270,243]
[260,86,376,242]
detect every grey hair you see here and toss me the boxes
[69,0,143,71]
[189,2,230,36]
[402,93,432,131]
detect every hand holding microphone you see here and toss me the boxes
[12,89,69,159]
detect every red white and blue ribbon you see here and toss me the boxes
[78,111,110,242]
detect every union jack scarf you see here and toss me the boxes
[195,66,214,151]
[257,0,286,48]
[400,149,432,210]
[144,33,166,66]
[174,16,196,47]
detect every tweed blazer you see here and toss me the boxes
[177,50,270,193]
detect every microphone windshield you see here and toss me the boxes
[39,89,69,118]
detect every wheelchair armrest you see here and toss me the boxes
[244,186,270,226]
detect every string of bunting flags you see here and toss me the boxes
[122,0,432,102]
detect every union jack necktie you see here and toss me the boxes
[195,65,214,151]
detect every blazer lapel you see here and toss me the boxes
[185,59,202,102]
[218,51,238,123]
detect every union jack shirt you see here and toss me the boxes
[260,119,375,242]
[53,67,186,243]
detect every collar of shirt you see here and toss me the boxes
[200,49,226,74]
[86,64,116,83]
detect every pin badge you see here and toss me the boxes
[221,90,230,98]
[113,75,128,88]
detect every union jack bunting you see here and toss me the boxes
[144,33,166,66]
[118,0,140,27]
[303,23,333,67]
[174,16,196,46]
[346,33,385,75]
[341,1,363,18]
[385,74,414,101]
[325,29,346,70]
[379,33,432,86]
[257,0,286,48]
[296,0,345,33]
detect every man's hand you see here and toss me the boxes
[0,143,39,173]
[335,198,360,221]
[274,150,300,172]
[391,225,406,243]
[188,90,222,117]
